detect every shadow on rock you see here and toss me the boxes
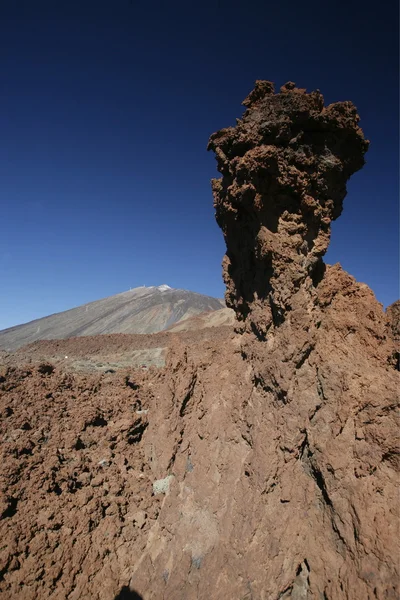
[114,585,143,600]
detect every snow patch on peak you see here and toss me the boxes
[157,285,172,292]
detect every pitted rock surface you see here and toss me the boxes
[387,300,400,349]
[208,80,369,334]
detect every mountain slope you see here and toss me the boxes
[0,286,224,351]
[166,307,235,332]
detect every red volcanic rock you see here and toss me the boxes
[387,300,400,347]
[0,82,398,600]
[208,80,369,335]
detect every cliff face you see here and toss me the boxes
[387,300,400,353]
[0,83,398,600]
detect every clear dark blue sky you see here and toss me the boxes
[1,0,398,329]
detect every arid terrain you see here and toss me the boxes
[0,81,398,600]
[1,317,234,373]
[0,286,225,352]
[0,323,235,600]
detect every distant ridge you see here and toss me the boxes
[0,286,225,351]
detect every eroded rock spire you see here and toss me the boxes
[208,81,369,335]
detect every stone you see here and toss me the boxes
[152,475,174,495]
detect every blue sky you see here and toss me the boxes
[0,0,398,330]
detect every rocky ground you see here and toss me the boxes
[1,324,233,373]
[0,325,236,600]
[0,275,398,600]
[0,81,398,599]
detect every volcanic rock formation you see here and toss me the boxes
[129,82,398,598]
[0,82,398,600]
[387,300,400,352]
[208,80,369,336]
